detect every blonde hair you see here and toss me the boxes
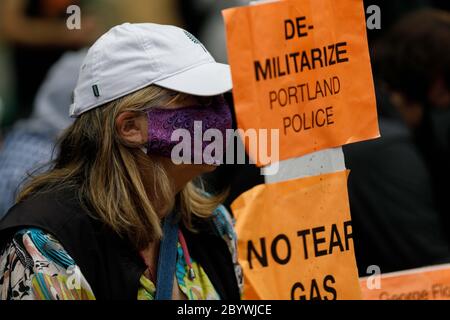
[17,85,225,250]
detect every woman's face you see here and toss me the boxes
[148,94,222,193]
[116,94,221,180]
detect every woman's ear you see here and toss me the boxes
[116,111,148,146]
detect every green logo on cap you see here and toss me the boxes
[184,30,207,52]
[92,85,100,97]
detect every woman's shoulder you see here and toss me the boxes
[0,227,95,300]
[2,186,80,217]
[0,187,95,241]
[0,186,105,275]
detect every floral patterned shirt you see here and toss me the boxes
[0,205,242,300]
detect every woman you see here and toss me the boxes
[0,23,242,300]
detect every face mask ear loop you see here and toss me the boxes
[141,109,151,156]
[140,145,148,155]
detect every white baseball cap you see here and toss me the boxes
[70,23,232,117]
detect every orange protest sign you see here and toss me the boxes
[231,171,362,300]
[360,264,450,300]
[223,0,379,165]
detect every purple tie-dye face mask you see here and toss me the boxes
[146,96,232,164]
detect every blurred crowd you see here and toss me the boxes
[0,0,449,277]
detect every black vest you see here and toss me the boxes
[0,188,240,300]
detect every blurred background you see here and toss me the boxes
[0,0,449,277]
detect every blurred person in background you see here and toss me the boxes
[0,50,85,218]
[0,0,101,121]
[345,85,450,275]
[373,9,450,237]
[345,8,450,275]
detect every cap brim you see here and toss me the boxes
[154,62,232,97]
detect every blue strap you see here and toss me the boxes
[155,211,179,300]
